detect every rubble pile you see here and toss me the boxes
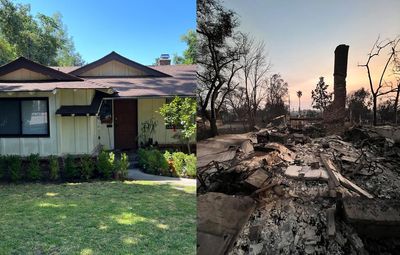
[198,126,400,255]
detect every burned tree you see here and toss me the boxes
[264,74,288,121]
[359,37,400,126]
[311,77,332,114]
[197,0,245,137]
[238,36,270,128]
[347,87,371,124]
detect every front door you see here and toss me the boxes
[114,99,138,150]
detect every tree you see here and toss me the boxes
[311,77,332,114]
[0,0,83,66]
[238,35,270,128]
[297,91,303,115]
[347,87,371,123]
[264,74,288,121]
[359,36,400,125]
[159,97,196,153]
[173,29,197,65]
[197,0,245,136]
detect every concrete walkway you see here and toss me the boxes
[127,168,196,186]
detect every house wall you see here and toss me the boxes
[80,60,147,77]
[0,89,100,156]
[0,68,51,81]
[138,98,182,145]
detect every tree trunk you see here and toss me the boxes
[373,96,377,126]
[394,86,400,125]
[209,94,219,137]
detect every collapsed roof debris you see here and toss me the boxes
[197,124,400,255]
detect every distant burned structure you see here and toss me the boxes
[324,44,349,132]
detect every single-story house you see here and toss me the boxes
[0,52,196,156]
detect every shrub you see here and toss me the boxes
[49,155,59,181]
[137,148,169,175]
[97,150,115,179]
[115,153,129,180]
[64,154,78,180]
[80,154,94,181]
[0,155,5,181]
[185,154,197,178]
[171,152,186,177]
[26,154,41,181]
[7,155,22,182]
[164,152,196,178]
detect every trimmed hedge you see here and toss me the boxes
[137,148,196,178]
[0,151,129,183]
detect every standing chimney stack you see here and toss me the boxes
[158,53,171,65]
[324,44,349,133]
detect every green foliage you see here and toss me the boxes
[0,155,5,180]
[7,155,22,182]
[115,153,129,180]
[159,96,196,152]
[64,154,78,180]
[137,148,169,175]
[185,154,197,178]
[26,153,41,181]
[48,155,59,181]
[173,29,197,64]
[80,154,94,181]
[0,0,83,66]
[97,150,115,179]
[164,151,196,178]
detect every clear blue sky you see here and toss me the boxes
[15,0,196,65]
[224,0,400,109]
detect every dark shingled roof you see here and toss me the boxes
[0,57,83,82]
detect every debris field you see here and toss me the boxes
[197,125,400,255]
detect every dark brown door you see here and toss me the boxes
[114,99,138,150]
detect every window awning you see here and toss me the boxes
[56,90,113,116]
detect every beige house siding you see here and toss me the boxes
[80,60,147,77]
[0,68,51,81]
[0,89,99,156]
[138,98,181,145]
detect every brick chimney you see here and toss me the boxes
[323,44,349,134]
[158,54,171,65]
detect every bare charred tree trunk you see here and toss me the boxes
[359,37,400,126]
[394,84,400,124]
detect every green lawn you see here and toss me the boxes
[0,181,196,255]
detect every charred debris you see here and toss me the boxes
[197,122,400,255]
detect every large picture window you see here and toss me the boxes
[0,98,49,137]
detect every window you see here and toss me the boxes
[99,99,113,124]
[0,98,49,137]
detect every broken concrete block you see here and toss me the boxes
[284,165,329,181]
[197,193,256,255]
[245,169,269,188]
[240,140,254,155]
[341,197,400,238]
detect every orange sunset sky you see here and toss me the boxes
[224,0,400,110]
